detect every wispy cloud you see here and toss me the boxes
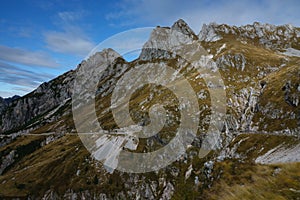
[57,11,86,23]
[106,0,300,32]
[0,91,19,98]
[45,27,95,56]
[0,62,54,96]
[12,87,33,93]
[0,45,59,68]
[0,62,53,88]
[44,11,95,56]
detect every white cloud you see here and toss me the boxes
[45,11,95,56]
[57,11,87,23]
[45,27,95,56]
[0,45,59,68]
[0,61,53,86]
[58,11,81,22]
[106,0,300,33]
[0,62,54,97]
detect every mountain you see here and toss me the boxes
[0,19,299,199]
[0,95,20,114]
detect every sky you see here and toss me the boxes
[0,0,299,98]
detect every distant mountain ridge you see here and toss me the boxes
[0,95,20,114]
[1,20,298,135]
[199,22,300,50]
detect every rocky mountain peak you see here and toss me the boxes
[77,48,122,77]
[84,48,121,66]
[199,22,300,50]
[171,19,197,39]
[139,19,198,60]
[198,22,222,42]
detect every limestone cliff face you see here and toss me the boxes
[0,71,74,133]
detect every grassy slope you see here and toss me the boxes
[2,133,298,199]
[0,135,130,198]
[201,133,300,200]
[203,162,300,200]
[252,61,300,131]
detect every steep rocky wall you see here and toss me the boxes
[0,71,75,133]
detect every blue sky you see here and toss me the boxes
[0,0,299,97]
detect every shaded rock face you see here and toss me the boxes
[4,95,20,104]
[0,97,7,114]
[0,96,20,115]
[0,150,15,175]
[0,71,75,133]
[282,81,299,107]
